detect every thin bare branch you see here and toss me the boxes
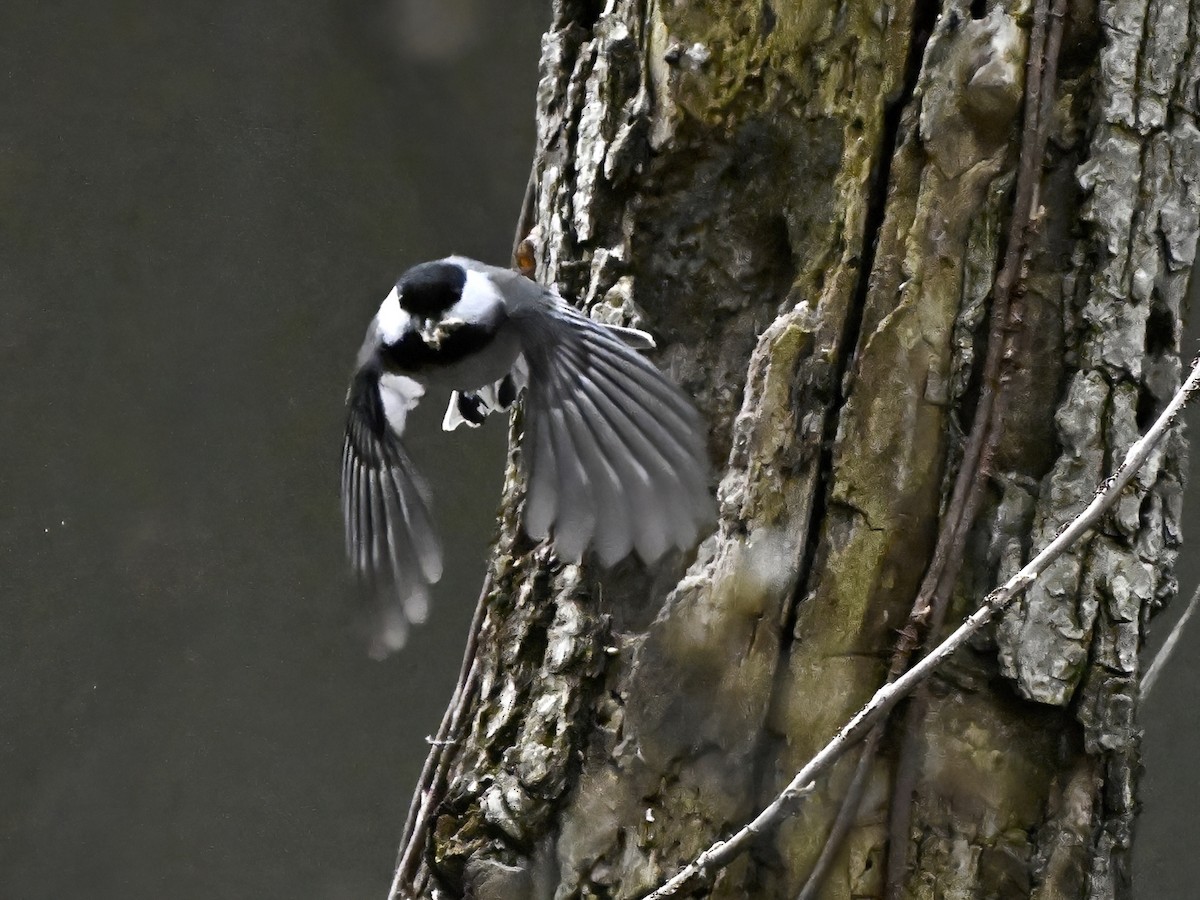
[642,355,1200,900]
[795,726,883,900]
[883,1,1068,891]
[389,574,493,899]
[1141,580,1200,701]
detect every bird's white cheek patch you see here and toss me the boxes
[450,269,505,325]
[375,286,410,344]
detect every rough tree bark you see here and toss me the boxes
[395,1,1198,897]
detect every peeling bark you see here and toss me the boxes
[394,1,1197,898]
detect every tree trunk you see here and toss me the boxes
[396,1,1197,897]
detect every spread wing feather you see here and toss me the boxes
[515,301,714,566]
[341,368,442,656]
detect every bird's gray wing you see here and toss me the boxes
[341,369,443,656]
[512,301,714,566]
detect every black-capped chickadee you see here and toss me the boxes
[341,256,714,655]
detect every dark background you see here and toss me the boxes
[0,2,1194,897]
[0,1,538,896]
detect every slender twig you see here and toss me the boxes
[1141,581,1200,700]
[800,0,1071,885]
[389,573,494,899]
[795,726,884,900]
[897,0,1055,665]
[641,355,1200,900]
[881,1,1068,893]
[884,0,1057,754]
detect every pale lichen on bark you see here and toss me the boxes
[398,1,1199,898]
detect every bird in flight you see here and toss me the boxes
[341,256,714,655]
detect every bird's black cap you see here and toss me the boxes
[395,261,466,318]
